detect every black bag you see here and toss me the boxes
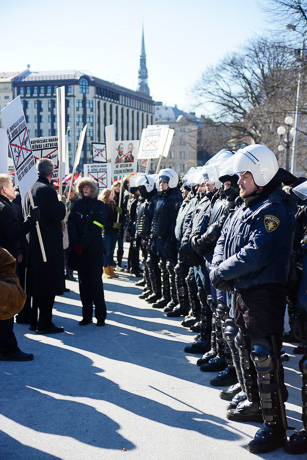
[67,246,81,270]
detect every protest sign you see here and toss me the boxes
[105,125,115,163]
[56,86,65,194]
[1,97,46,261]
[1,96,37,196]
[92,142,107,163]
[31,136,59,175]
[112,140,139,176]
[138,125,169,160]
[0,128,8,173]
[83,163,111,191]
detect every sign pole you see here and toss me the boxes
[29,189,47,262]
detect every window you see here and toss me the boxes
[26,115,30,123]
[48,115,52,122]
[54,86,58,95]
[76,100,83,111]
[41,129,44,137]
[79,77,89,94]
[67,100,71,108]
[35,129,38,137]
[35,115,38,123]
[4,95,9,100]
[54,115,57,122]
[67,85,72,94]
[87,143,91,151]
[48,100,52,110]
[76,128,82,138]
[20,87,24,96]
[86,115,93,125]
[26,87,31,96]
[47,86,52,95]
[87,129,93,139]
[33,87,38,96]
[68,143,71,152]
[40,115,44,123]
[76,114,83,123]
[86,100,93,111]
[40,86,45,96]
[68,129,71,137]
[48,129,52,136]
[67,114,71,122]
[34,101,38,108]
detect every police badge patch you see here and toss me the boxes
[264,215,280,233]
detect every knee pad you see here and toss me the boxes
[216,301,230,321]
[224,319,239,345]
[250,337,273,374]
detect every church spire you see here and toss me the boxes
[136,25,150,96]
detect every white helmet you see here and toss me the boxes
[233,144,279,187]
[205,149,235,166]
[135,173,155,193]
[194,164,221,189]
[158,169,179,189]
[184,167,203,188]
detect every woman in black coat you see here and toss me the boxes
[68,177,108,326]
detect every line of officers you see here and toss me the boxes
[130,144,307,455]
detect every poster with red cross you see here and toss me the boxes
[1,96,37,196]
[92,142,107,163]
[83,163,111,191]
[112,140,139,176]
[137,125,169,160]
[31,136,60,178]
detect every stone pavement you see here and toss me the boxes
[0,265,305,460]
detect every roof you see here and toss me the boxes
[154,105,197,123]
[0,71,22,83]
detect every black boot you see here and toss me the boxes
[220,382,242,401]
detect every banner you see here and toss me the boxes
[138,125,169,160]
[112,140,139,176]
[105,125,115,163]
[83,163,111,191]
[92,142,107,163]
[1,96,37,196]
[0,128,8,173]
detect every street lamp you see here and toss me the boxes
[277,116,295,171]
[286,24,305,174]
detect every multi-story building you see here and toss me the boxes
[153,103,198,175]
[0,30,155,169]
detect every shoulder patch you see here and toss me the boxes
[264,215,280,233]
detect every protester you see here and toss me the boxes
[63,184,79,282]
[23,158,66,335]
[0,173,39,360]
[68,177,107,326]
[99,188,119,279]
[112,179,130,270]
[0,247,26,321]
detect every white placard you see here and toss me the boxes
[31,136,59,177]
[0,128,8,173]
[162,128,175,157]
[1,96,37,196]
[138,158,148,173]
[138,125,169,160]
[83,163,111,191]
[112,140,139,176]
[92,142,107,163]
[105,125,115,163]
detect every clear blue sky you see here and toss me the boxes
[2,0,272,115]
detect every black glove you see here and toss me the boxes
[209,267,234,291]
[190,235,204,256]
[29,206,40,222]
[179,242,200,266]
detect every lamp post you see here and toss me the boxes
[286,24,305,174]
[277,116,294,171]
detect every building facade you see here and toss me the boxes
[153,103,198,175]
[0,69,155,169]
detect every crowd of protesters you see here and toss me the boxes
[0,145,307,454]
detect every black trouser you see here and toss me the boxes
[0,318,18,354]
[78,255,106,322]
[32,295,55,330]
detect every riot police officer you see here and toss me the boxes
[210,144,297,453]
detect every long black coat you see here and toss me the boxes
[23,176,66,296]
[0,195,35,260]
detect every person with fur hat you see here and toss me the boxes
[68,177,108,326]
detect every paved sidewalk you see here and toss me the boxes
[0,267,305,460]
